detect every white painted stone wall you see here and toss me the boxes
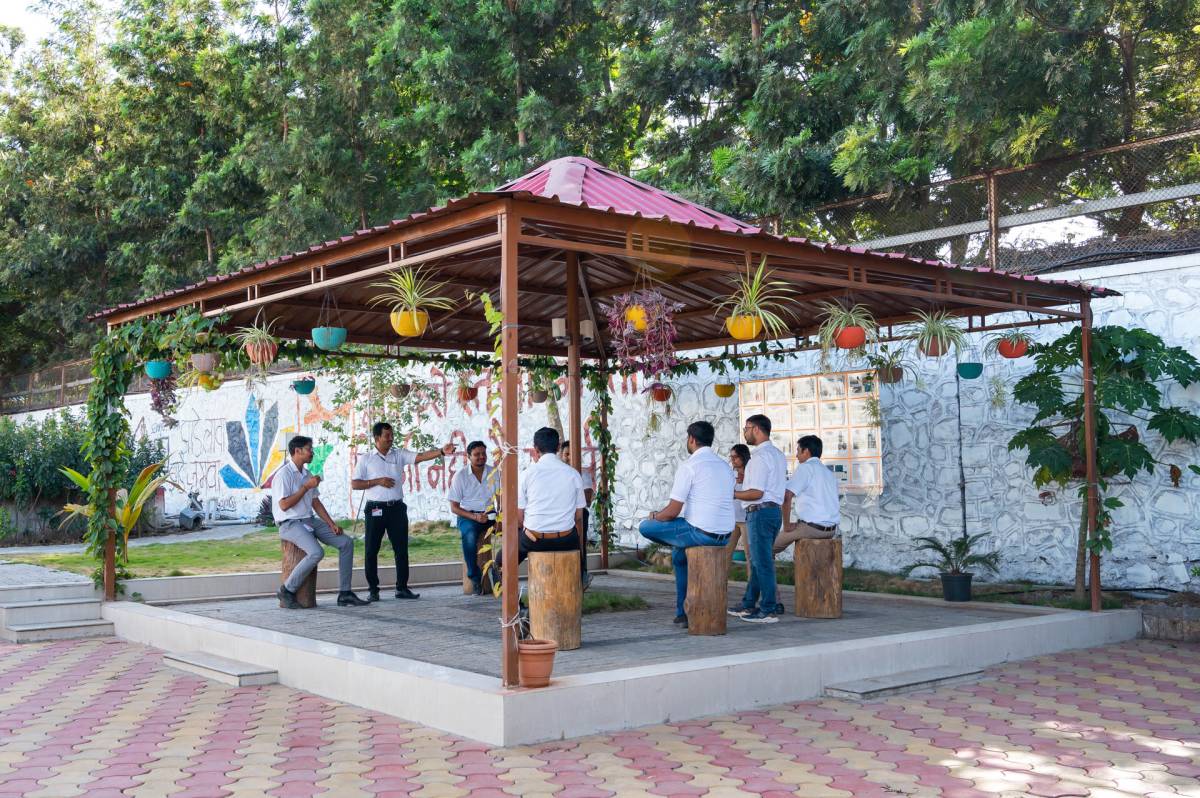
[9,256,1200,590]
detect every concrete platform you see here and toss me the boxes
[104,570,1142,746]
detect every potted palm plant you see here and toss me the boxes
[716,258,794,341]
[911,310,966,357]
[371,267,456,338]
[986,330,1034,359]
[817,302,877,351]
[901,533,1000,602]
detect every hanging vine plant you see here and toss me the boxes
[604,290,682,377]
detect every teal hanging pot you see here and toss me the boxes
[144,359,172,380]
[292,377,317,395]
[957,362,983,380]
[311,326,347,351]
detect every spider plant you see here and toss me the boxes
[816,302,878,352]
[231,316,280,366]
[985,329,1035,359]
[861,344,915,385]
[910,309,966,357]
[370,266,456,337]
[715,257,794,340]
[901,533,1000,576]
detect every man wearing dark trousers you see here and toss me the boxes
[351,422,455,601]
[494,427,586,582]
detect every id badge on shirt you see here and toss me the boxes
[371,508,383,517]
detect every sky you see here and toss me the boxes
[1,3,55,49]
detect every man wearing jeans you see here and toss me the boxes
[638,421,735,629]
[273,435,368,609]
[777,435,840,550]
[447,440,496,595]
[729,414,787,623]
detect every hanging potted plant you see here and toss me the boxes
[311,291,348,351]
[817,302,877,351]
[525,358,560,405]
[199,372,222,392]
[456,372,478,403]
[232,316,280,367]
[911,310,966,357]
[189,352,219,374]
[901,533,1000,602]
[986,330,1034,360]
[144,358,172,380]
[604,291,683,377]
[647,381,672,402]
[862,344,913,385]
[292,375,317,395]
[956,346,984,380]
[371,266,456,338]
[715,258,794,341]
[390,383,412,399]
[713,381,735,398]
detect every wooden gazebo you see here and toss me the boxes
[95,156,1115,685]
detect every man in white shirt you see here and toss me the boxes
[350,422,456,601]
[729,414,787,624]
[559,439,595,584]
[777,435,840,551]
[495,427,588,585]
[638,421,735,628]
[273,435,367,609]
[447,440,497,595]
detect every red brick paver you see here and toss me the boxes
[0,638,1197,797]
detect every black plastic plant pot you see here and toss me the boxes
[940,572,973,602]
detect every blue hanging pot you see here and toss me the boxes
[957,362,984,380]
[311,326,347,351]
[292,377,317,395]
[144,359,172,380]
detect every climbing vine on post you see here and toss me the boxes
[585,368,617,555]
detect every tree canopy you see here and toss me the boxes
[1,0,1197,372]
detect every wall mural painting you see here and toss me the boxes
[219,395,283,489]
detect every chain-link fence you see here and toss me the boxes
[796,128,1200,274]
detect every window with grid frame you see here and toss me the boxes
[738,370,882,491]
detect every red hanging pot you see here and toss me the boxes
[997,339,1029,359]
[649,383,672,402]
[919,339,947,358]
[458,385,478,402]
[834,326,867,350]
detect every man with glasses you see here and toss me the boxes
[729,414,787,623]
[274,435,368,609]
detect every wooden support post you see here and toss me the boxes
[281,541,317,608]
[528,551,582,650]
[986,172,1000,269]
[500,208,522,685]
[793,539,843,619]
[685,546,729,635]
[1080,298,1102,612]
[598,365,610,570]
[104,488,117,601]
[566,253,585,568]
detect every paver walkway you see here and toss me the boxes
[0,637,1196,797]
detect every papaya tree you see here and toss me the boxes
[1008,325,1200,601]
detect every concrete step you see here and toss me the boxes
[0,597,102,627]
[163,651,278,687]
[1,618,114,643]
[824,665,983,701]
[0,582,98,603]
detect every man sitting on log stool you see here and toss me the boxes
[494,427,587,587]
[447,440,496,595]
[274,435,368,609]
[778,435,840,548]
[638,421,735,629]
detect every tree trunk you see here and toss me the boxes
[545,386,564,436]
[528,551,581,650]
[685,546,729,635]
[1073,504,1088,603]
[204,227,214,265]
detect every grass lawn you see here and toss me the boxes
[581,590,649,614]
[7,520,467,579]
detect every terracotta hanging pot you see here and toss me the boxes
[725,315,763,341]
[517,638,558,688]
[649,383,672,402]
[624,304,648,331]
[997,339,1029,359]
[390,383,411,399]
[834,326,867,350]
[714,382,735,398]
[245,341,278,366]
[919,339,947,358]
[458,385,478,403]
[391,309,430,338]
[876,366,905,385]
[529,389,548,404]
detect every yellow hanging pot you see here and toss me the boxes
[391,309,429,338]
[725,314,763,341]
[625,304,648,331]
[714,382,735,398]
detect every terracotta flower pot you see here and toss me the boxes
[190,352,218,373]
[834,325,867,349]
[713,382,735,398]
[919,339,947,358]
[245,341,278,366]
[624,304,648,331]
[725,314,763,341]
[876,366,904,384]
[997,339,1029,359]
[391,309,429,338]
[649,383,672,402]
[517,638,558,688]
[529,389,548,403]
[458,385,478,402]
[390,383,411,399]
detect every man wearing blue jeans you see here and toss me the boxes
[447,440,496,595]
[638,421,735,628]
[729,413,788,624]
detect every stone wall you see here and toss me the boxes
[8,256,1199,590]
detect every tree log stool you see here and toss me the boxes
[793,538,842,619]
[528,551,582,650]
[462,532,495,595]
[281,540,317,608]
[685,545,729,635]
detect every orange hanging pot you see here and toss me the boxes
[458,385,478,403]
[714,382,735,398]
[391,309,429,338]
[919,339,947,358]
[648,383,672,402]
[245,341,278,366]
[997,339,1029,359]
[833,326,867,349]
[725,315,763,341]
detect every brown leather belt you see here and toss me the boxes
[524,528,574,540]
[745,501,780,513]
[802,521,838,532]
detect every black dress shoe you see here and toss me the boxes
[394,588,420,599]
[277,585,301,609]
[470,580,482,596]
[673,614,688,628]
[367,589,380,603]
[337,591,370,607]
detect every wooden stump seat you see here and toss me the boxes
[281,540,317,608]
[462,532,496,595]
[685,545,729,635]
[793,538,842,618]
[528,550,582,650]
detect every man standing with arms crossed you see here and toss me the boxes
[275,435,367,609]
[729,414,787,623]
[351,422,456,602]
